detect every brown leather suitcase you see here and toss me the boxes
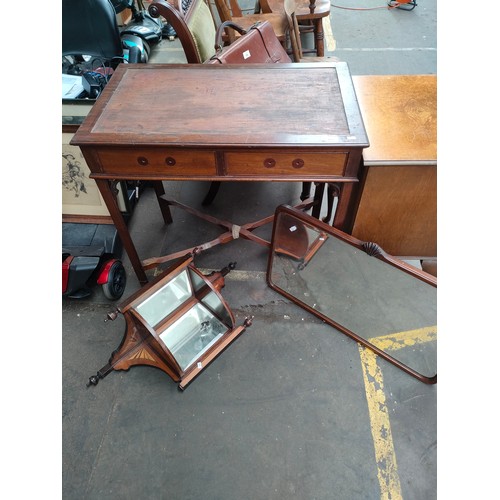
[208,20,291,64]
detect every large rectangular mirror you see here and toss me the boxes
[266,205,437,384]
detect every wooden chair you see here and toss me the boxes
[212,0,287,45]
[148,0,218,62]
[257,0,331,57]
[284,0,338,62]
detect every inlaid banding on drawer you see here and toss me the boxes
[224,152,347,176]
[96,148,217,175]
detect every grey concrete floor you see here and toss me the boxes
[62,2,437,499]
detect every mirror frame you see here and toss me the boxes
[88,254,252,390]
[266,205,437,384]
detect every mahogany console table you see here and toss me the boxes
[71,63,368,284]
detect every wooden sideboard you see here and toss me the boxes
[350,75,436,259]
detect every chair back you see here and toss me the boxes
[220,0,275,17]
[213,0,242,20]
[212,0,238,42]
[62,0,123,59]
[227,0,244,16]
[283,0,302,61]
[149,0,217,62]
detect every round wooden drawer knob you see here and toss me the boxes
[264,158,276,168]
[165,157,176,166]
[137,156,149,166]
[292,159,305,169]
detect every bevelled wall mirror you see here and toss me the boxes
[266,205,437,384]
[87,255,252,390]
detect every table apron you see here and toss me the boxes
[89,147,357,182]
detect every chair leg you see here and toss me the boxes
[202,181,222,206]
[152,180,173,223]
[322,183,340,224]
[300,182,312,200]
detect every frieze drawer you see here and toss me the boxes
[96,148,217,176]
[224,152,348,177]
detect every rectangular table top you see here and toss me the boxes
[352,75,436,164]
[71,62,368,149]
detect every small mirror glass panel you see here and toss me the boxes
[159,302,229,371]
[188,268,232,326]
[135,270,192,327]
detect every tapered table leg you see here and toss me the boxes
[95,178,148,285]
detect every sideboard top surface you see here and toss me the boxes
[353,75,436,164]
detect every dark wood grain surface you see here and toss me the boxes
[73,63,367,147]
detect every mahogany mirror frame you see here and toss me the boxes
[87,254,252,391]
[266,205,437,384]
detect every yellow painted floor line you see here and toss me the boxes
[369,326,437,352]
[323,16,337,52]
[359,346,403,500]
[359,326,437,500]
